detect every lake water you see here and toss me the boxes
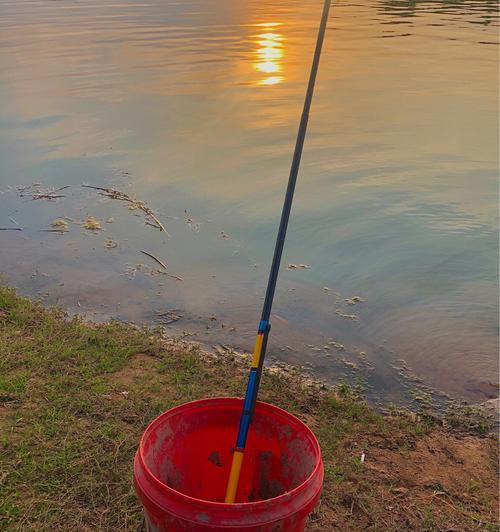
[0,0,498,407]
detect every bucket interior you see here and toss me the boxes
[141,400,318,503]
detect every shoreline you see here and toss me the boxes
[0,285,498,530]
[173,333,499,426]
[0,225,496,408]
[3,263,497,413]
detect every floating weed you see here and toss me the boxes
[83,216,102,231]
[345,296,365,305]
[287,263,311,270]
[104,239,118,249]
[335,309,360,321]
[50,219,69,231]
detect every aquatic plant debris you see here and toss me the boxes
[345,296,365,305]
[104,239,118,249]
[184,210,201,232]
[139,250,183,281]
[156,309,183,325]
[328,340,345,350]
[9,216,22,228]
[287,263,311,270]
[18,183,69,200]
[51,219,69,231]
[83,216,102,231]
[82,184,168,235]
[335,309,360,321]
[139,250,167,270]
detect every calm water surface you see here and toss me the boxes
[0,0,498,406]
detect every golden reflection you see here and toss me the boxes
[258,76,285,86]
[253,25,285,86]
[253,22,281,28]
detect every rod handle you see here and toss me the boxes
[224,449,244,503]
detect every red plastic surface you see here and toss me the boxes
[134,397,324,531]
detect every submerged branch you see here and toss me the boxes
[139,250,168,270]
[139,250,183,281]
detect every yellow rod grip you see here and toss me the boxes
[224,450,244,503]
[251,334,264,368]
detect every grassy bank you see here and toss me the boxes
[0,286,498,531]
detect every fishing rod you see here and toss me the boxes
[225,0,332,503]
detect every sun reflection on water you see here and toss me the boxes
[253,24,285,86]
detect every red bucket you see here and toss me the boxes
[134,397,323,531]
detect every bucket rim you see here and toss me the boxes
[136,396,323,509]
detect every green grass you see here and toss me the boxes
[0,286,497,531]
